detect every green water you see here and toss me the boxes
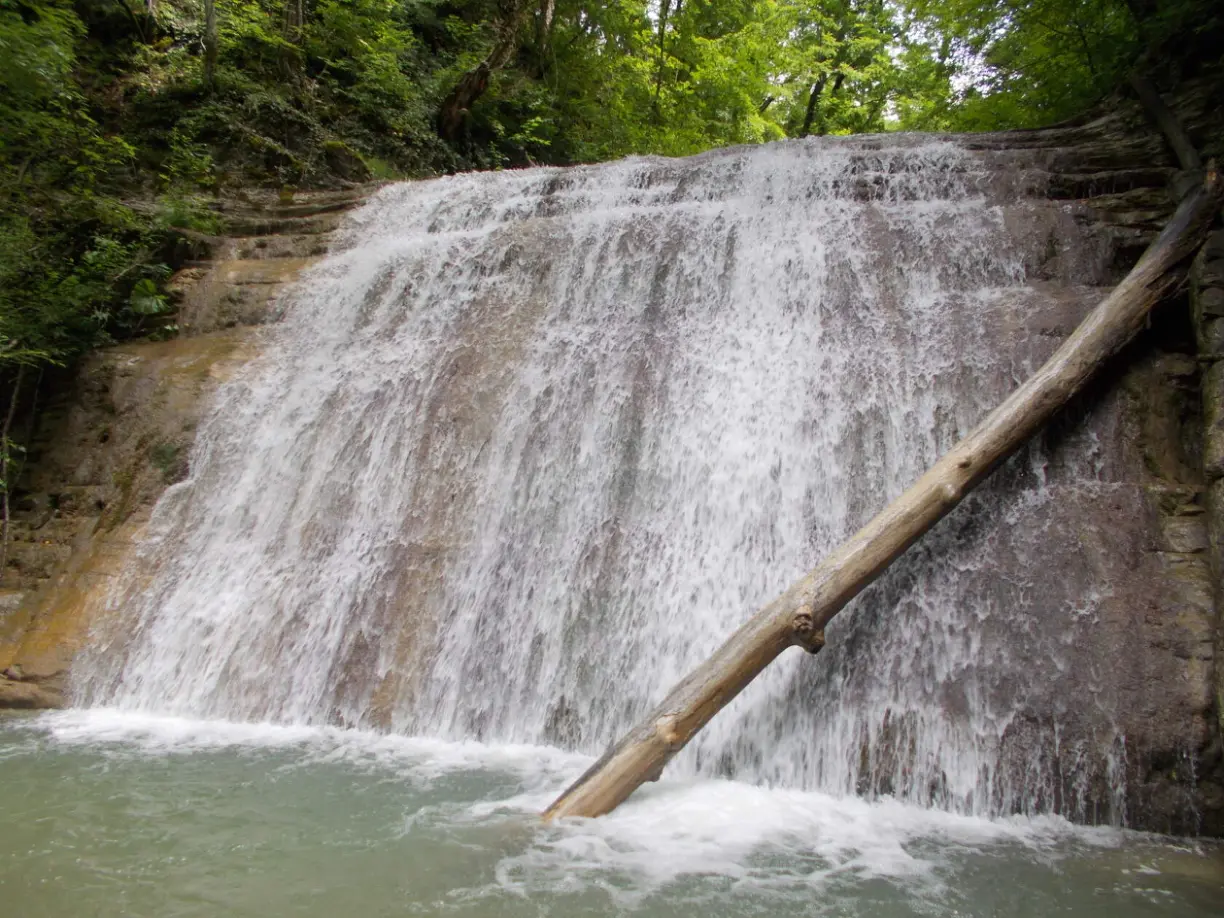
[2,711,1221,917]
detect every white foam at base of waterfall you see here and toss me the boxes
[24,709,1131,902]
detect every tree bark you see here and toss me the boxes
[281,0,307,78]
[202,0,218,89]
[799,74,828,137]
[815,72,846,136]
[543,165,1224,822]
[1128,73,1202,173]
[437,0,530,143]
[536,0,556,60]
[651,0,674,122]
[1,366,25,577]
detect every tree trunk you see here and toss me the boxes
[815,72,846,136]
[651,0,674,122]
[1,366,25,577]
[799,74,828,137]
[143,0,158,40]
[536,0,556,60]
[543,165,1224,822]
[203,0,218,89]
[437,0,530,143]
[282,0,307,78]
[1128,73,1202,172]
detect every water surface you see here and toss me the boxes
[2,711,1219,917]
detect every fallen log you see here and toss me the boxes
[543,164,1223,822]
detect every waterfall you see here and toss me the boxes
[75,135,1130,821]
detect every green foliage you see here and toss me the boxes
[0,0,1220,405]
[456,0,901,162]
[0,0,1218,544]
[0,0,190,379]
[902,0,1139,129]
[129,279,171,316]
[902,0,1222,130]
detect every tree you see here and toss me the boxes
[899,0,1221,130]
[203,0,218,88]
[437,0,532,143]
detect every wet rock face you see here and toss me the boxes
[786,296,1220,835]
[1080,344,1218,836]
[1192,225,1224,835]
[0,331,259,701]
[0,669,64,709]
[0,189,367,706]
[949,105,1224,832]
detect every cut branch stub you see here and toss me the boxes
[791,605,825,653]
[542,165,1224,823]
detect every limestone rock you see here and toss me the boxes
[0,677,63,709]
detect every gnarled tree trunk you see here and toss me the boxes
[437,0,530,143]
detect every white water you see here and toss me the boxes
[75,136,1129,822]
[6,710,1128,896]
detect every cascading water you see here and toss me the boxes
[75,136,1130,822]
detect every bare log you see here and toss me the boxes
[543,165,1224,822]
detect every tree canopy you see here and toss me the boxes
[0,0,1220,387]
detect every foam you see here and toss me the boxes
[13,709,1142,907]
[29,708,586,789]
[492,777,1125,906]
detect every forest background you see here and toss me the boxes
[0,0,1220,391]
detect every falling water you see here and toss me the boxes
[75,136,1131,822]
